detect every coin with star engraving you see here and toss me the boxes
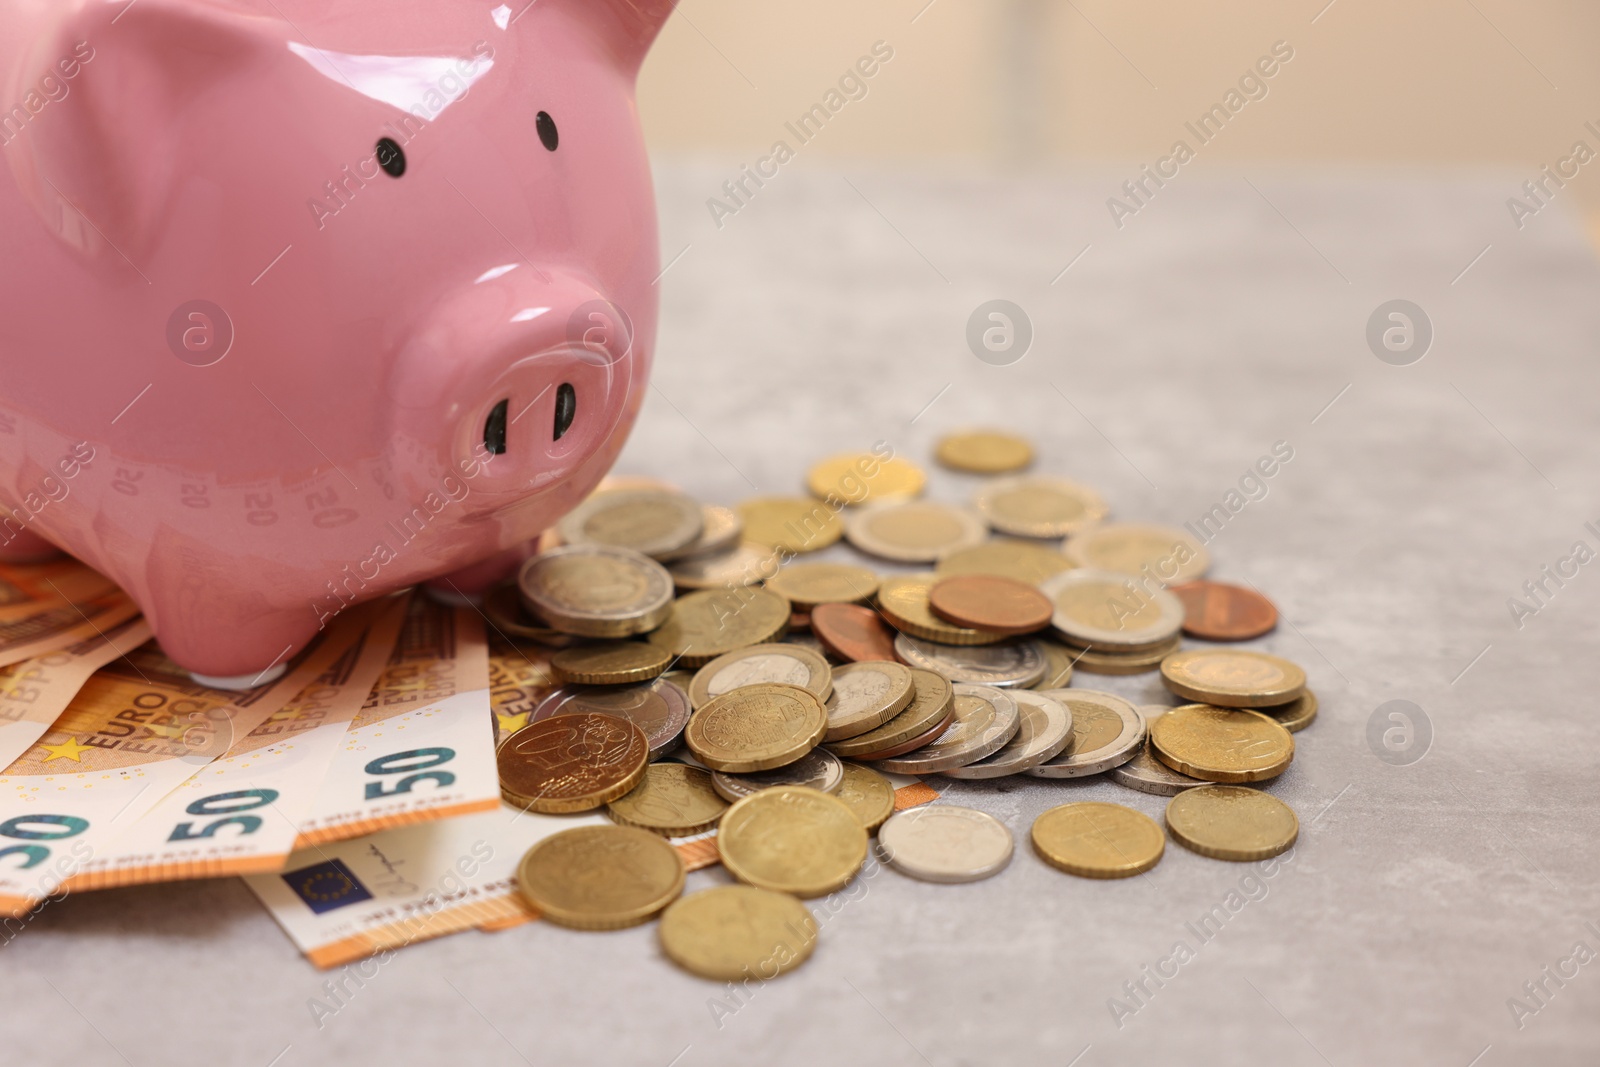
[717,787,868,898]
[823,661,916,741]
[826,669,955,759]
[518,546,675,638]
[606,762,729,835]
[684,684,828,772]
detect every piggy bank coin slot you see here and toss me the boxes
[554,383,577,441]
[376,137,406,178]
[484,398,509,455]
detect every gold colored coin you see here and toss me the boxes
[935,431,1034,474]
[646,587,790,667]
[1149,704,1294,782]
[1061,523,1210,584]
[765,562,880,608]
[834,761,897,832]
[737,497,844,554]
[550,642,671,685]
[555,488,704,559]
[1030,639,1077,689]
[825,669,955,757]
[806,453,926,506]
[607,763,729,836]
[1068,637,1180,676]
[516,825,685,929]
[1260,689,1318,732]
[935,541,1076,585]
[876,573,1006,646]
[845,502,988,563]
[688,643,833,710]
[1160,649,1307,707]
[1031,802,1166,878]
[973,476,1108,538]
[659,886,818,981]
[1165,784,1298,861]
[518,546,675,638]
[684,684,828,772]
[717,786,868,897]
[668,541,781,591]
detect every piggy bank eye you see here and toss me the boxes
[536,111,558,152]
[376,137,406,178]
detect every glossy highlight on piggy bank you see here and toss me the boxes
[0,0,673,684]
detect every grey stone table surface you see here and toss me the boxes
[10,163,1600,1066]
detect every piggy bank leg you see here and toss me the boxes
[153,603,322,691]
[422,541,542,607]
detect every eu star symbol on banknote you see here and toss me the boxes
[283,858,373,915]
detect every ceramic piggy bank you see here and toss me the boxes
[0,0,671,684]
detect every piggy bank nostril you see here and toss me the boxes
[553,383,576,440]
[483,398,509,455]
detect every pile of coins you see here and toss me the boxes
[491,430,1315,979]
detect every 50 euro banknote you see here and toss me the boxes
[61,597,409,891]
[0,618,365,916]
[0,557,141,668]
[0,615,153,769]
[291,596,499,848]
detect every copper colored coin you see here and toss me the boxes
[847,707,958,761]
[812,603,897,662]
[928,575,1052,635]
[1170,580,1279,641]
[498,712,650,814]
[790,611,812,632]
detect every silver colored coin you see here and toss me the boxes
[710,748,845,802]
[892,634,1046,688]
[944,689,1073,779]
[688,644,833,710]
[656,505,744,563]
[1026,688,1146,778]
[844,501,989,563]
[530,678,691,761]
[518,545,675,637]
[824,661,916,741]
[1038,568,1184,651]
[877,805,1014,884]
[556,488,704,559]
[1110,705,1207,795]
[874,684,1020,775]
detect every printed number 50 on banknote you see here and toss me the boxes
[293,597,499,848]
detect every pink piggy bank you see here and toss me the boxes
[0,0,672,684]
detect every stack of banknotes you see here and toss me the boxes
[0,557,580,968]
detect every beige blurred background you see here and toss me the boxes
[638,0,1600,240]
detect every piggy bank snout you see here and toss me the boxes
[394,271,636,504]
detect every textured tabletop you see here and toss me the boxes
[11,164,1600,1066]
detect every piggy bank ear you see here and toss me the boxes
[7,0,283,263]
[550,0,675,75]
